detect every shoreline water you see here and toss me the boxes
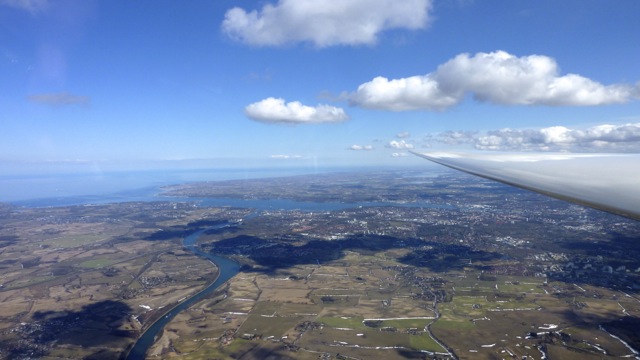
[2,166,421,204]
[1,166,440,205]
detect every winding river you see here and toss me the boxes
[123,199,455,359]
[126,224,240,360]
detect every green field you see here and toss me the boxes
[410,333,446,352]
[46,234,109,248]
[376,318,432,329]
[318,316,365,329]
[78,258,117,269]
[236,314,304,337]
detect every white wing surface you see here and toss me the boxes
[411,151,640,221]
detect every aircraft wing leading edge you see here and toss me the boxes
[411,151,640,221]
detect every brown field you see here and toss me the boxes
[0,202,235,359]
[2,199,640,360]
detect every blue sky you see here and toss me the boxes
[1,0,639,174]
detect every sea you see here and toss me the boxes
[1,168,334,207]
[2,166,447,210]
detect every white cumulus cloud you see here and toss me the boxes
[449,123,640,152]
[396,131,411,138]
[349,144,374,151]
[391,152,408,157]
[435,130,478,145]
[222,0,432,47]
[350,51,637,111]
[245,97,349,124]
[350,75,458,111]
[388,140,414,149]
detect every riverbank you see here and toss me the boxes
[126,226,241,360]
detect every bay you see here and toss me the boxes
[6,168,454,212]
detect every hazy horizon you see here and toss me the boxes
[0,163,444,203]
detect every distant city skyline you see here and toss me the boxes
[1,0,639,174]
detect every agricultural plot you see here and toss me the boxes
[0,202,232,359]
[428,274,640,360]
[3,174,640,360]
[153,251,447,358]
